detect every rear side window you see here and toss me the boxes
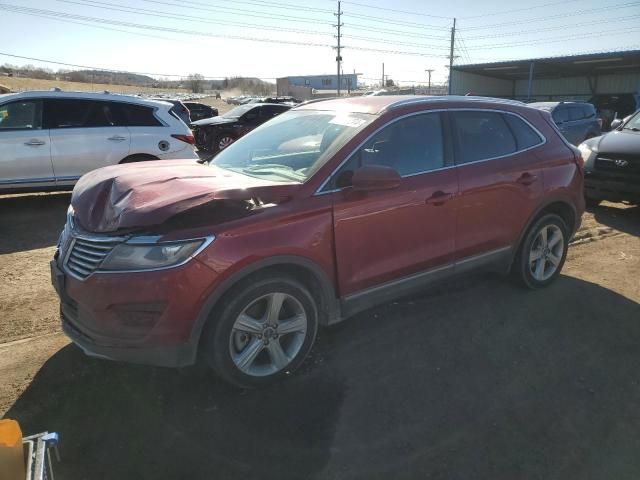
[503,114,543,150]
[111,102,162,127]
[45,99,114,128]
[261,105,288,119]
[452,111,516,164]
[568,106,585,121]
[552,106,569,123]
[0,100,42,130]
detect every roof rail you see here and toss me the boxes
[384,95,526,112]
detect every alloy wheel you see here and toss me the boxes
[229,292,308,377]
[218,136,234,150]
[529,224,564,282]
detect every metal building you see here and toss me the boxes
[451,50,640,108]
[276,74,359,99]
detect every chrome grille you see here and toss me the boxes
[58,211,127,280]
[65,236,122,279]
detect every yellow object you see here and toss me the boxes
[0,419,25,480]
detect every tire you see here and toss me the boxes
[585,196,601,208]
[511,213,569,289]
[203,276,318,388]
[212,133,236,152]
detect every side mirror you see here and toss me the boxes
[610,118,623,130]
[351,165,401,192]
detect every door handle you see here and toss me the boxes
[516,172,538,186]
[425,190,453,206]
[24,139,45,146]
[108,136,127,142]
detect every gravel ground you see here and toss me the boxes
[0,192,638,479]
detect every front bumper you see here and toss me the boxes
[585,173,640,202]
[50,254,216,368]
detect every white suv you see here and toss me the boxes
[0,90,199,193]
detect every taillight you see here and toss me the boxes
[171,134,195,145]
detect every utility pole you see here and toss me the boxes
[425,68,434,95]
[335,1,343,96]
[448,18,456,95]
[381,62,384,88]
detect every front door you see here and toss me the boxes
[329,112,458,296]
[44,99,130,184]
[0,99,54,189]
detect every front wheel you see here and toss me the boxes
[213,133,236,152]
[511,214,569,289]
[203,276,318,388]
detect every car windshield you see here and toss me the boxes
[210,110,375,182]
[222,104,255,118]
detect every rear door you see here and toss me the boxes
[0,99,54,189]
[45,99,130,184]
[567,105,587,145]
[451,110,545,261]
[552,106,573,144]
[328,112,458,295]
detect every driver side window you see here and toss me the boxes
[326,112,444,190]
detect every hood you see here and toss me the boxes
[590,130,640,155]
[191,115,236,127]
[71,160,300,233]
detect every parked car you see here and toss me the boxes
[150,98,191,125]
[247,96,300,105]
[589,94,640,131]
[0,91,198,193]
[183,102,219,122]
[51,95,584,388]
[529,101,601,145]
[190,103,291,153]
[579,109,640,206]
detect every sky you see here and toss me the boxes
[1,0,640,87]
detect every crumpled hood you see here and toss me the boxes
[71,160,300,233]
[592,130,640,156]
[191,116,236,127]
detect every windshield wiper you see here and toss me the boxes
[243,163,295,172]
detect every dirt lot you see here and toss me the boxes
[1,193,639,479]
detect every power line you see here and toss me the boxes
[341,12,451,30]
[137,0,332,25]
[468,26,640,50]
[56,0,332,36]
[0,4,334,47]
[460,1,640,31]
[340,0,452,20]
[460,0,584,19]
[343,34,451,50]
[463,13,640,39]
[346,22,450,39]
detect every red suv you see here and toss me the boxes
[51,96,584,387]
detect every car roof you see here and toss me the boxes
[295,95,527,115]
[0,90,172,108]
[529,101,592,108]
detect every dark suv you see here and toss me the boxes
[530,101,601,145]
[51,96,584,388]
[191,103,291,153]
[580,109,640,206]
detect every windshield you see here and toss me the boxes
[222,104,255,118]
[210,110,375,182]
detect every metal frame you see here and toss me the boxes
[315,107,547,195]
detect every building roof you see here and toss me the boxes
[452,49,640,81]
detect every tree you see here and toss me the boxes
[385,78,395,87]
[187,73,205,93]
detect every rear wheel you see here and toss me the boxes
[203,276,318,388]
[213,133,236,152]
[511,214,569,289]
[119,154,158,164]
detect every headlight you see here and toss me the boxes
[578,143,594,163]
[100,237,211,271]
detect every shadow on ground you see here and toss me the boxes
[0,193,71,254]
[591,203,640,237]
[6,275,640,480]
